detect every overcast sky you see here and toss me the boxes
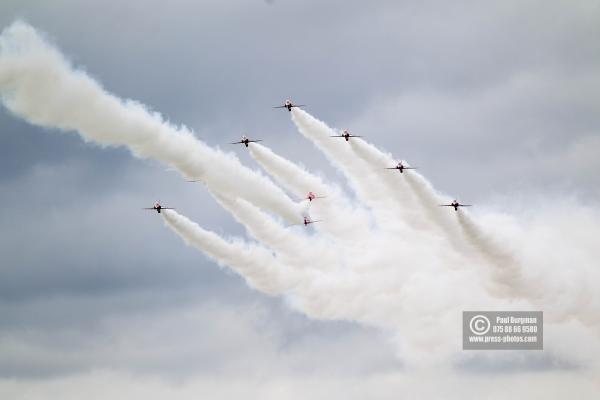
[1,1,599,399]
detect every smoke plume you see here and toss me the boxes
[2,21,600,367]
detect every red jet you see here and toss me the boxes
[385,162,416,174]
[305,191,326,201]
[231,135,262,147]
[439,200,472,211]
[273,99,305,112]
[143,202,174,214]
[331,129,362,142]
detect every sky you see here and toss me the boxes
[0,1,599,399]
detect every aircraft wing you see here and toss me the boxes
[292,104,306,107]
[385,167,398,169]
[300,196,326,201]
[230,141,244,144]
[330,134,362,138]
[248,140,263,143]
[287,220,322,227]
[161,207,175,210]
[439,205,454,207]
[273,106,286,108]
[459,205,472,207]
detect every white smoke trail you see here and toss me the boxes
[290,108,414,234]
[161,210,291,295]
[248,143,371,237]
[248,143,330,198]
[348,137,429,230]
[456,210,527,298]
[290,108,357,174]
[161,208,385,329]
[289,108,475,271]
[403,169,473,254]
[0,21,299,221]
[210,193,343,272]
[290,112,487,282]
[337,128,478,262]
